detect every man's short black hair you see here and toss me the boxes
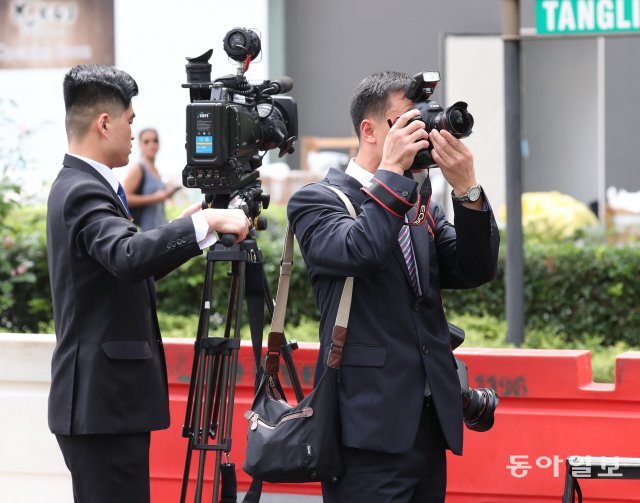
[63,64,139,140]
[350,71,412,139]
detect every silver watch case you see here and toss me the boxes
[451,185,482,203]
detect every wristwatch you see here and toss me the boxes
[451,184,483,203]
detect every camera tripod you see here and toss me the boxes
[179,238,304,503]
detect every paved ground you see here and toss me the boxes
[238,493,323,502]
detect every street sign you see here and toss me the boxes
[537,0,640,35]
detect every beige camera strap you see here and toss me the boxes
[265,184,356,375]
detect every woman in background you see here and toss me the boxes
[123,128,179,230]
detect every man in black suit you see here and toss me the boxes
[46,64,250,503]
[288,71,500,502]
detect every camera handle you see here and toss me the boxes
[202,191,264,249]
[200,195,242,248]
[179,239,303,503]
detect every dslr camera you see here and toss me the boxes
[182,28,298,223]
[449,323,499,432]
[406,71,474,169]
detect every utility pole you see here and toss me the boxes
[502,0,524,346]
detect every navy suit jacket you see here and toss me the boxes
[287,168,499,455]
[46,154,202,435]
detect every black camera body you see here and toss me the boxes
[449,322,499,432]
[182,28,298,195]
[406,71,474,169]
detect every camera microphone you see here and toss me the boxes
[265,76,293,94]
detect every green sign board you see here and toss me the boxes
[537,0,640,35]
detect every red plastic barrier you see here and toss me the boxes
[150,341,640,502]
[447,348,640,502]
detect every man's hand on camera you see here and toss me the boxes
[379,109,430,175]
[202,208,250,243]
[430,130,483,209]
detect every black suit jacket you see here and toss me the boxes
[46,154,202,435]
[287,168,499,455]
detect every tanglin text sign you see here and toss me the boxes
[0,0,115,69]
[537,0,640,35]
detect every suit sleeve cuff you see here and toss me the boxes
[361,170,418,217]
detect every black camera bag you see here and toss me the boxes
[242,341,343,483]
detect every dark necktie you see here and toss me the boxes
[116,183,131,217]
[398,223,419,293]
[399,222,431,396]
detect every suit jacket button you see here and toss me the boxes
[422,345,429,355]
[413,303,421,312]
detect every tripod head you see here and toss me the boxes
[203,180,270,247]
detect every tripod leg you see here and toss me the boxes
[192,348,210,502]
[194,348,222,502]
[181,258,216,503]
[208,269,241,439]
[197,265,241,503]
[212,260,246,502]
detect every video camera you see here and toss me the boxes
[181,27,298,218]
[449,322,499,432]
[406,71,474,169]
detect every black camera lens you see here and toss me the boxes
[462,387,499,432]
[444,102,474,138]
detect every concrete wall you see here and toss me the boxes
[521,37,599,204]
[0,334,72,503]
[605,36,640,192]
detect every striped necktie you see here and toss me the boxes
[398,223,419,293]
[116,183,131,217]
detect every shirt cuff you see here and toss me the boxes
[191,212,218,250]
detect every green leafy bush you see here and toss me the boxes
[0,206,51,332]
[4,202,640,358]
[442,241,640,347]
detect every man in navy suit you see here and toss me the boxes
[288,71,500,502]
[46,64,250,503]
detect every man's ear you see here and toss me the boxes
[359,118,377,144]
[96,113,110,139]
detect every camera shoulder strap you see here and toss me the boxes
[265,184,356,376]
